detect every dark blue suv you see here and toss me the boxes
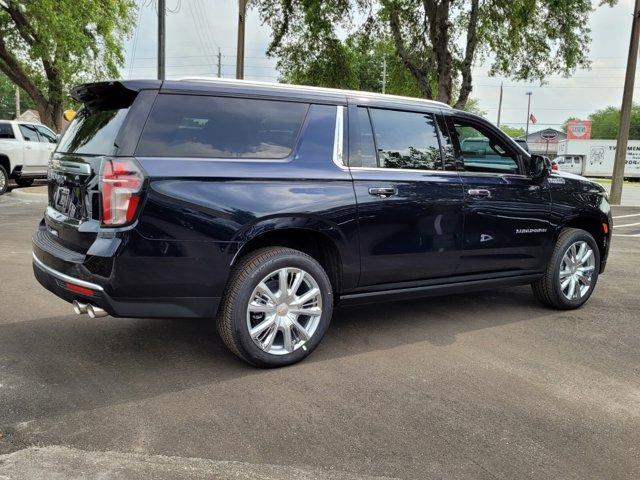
[33,79,612,367]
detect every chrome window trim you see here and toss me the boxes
[32,252,104,291]
[348,166,459,175]
[332,105,346,169]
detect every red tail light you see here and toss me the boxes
[99,157,144,226]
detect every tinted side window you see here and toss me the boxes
[19,124,40,142]
[0,123,14,139]
[348,107,377,168]
[452,120,519,174]
[137,95,309,159]
[369,109,443,171]
[36,125,57,143]
[57,107,129,155]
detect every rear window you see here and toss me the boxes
[57,107,129,155]
[136,94,308,159]
[0,123,14,139]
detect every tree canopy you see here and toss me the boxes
[500,125,525,138]
[0,73,34,119]
[0,0,136,130]
[257,0,616,108]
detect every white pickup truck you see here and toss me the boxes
[0,120,58,195]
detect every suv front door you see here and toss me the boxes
[445,113,551,276]
[348,103,464,287]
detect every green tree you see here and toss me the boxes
[0,0,136,130]
[0,73,34,119]
[258,0,616,109]
[590,105,640,140]
[500,125,525,138]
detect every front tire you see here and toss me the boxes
[0,165,8,195]
[532,228,600,309]
[217,247,334,367]
[15,178,34,187]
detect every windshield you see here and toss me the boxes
[57,106,129,156]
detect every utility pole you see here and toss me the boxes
[236,0,247,80]
[157,0,166,80]
[525,91,533,137]
[610,0,640,205]
[381,57,387,94]
[217,48,222,78]
[15,86,20,118]
[496,82,503,127]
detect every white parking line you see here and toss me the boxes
[612,213,640,219]
[613,234,640,237]
[614,222,640,228]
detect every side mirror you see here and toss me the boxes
[530,154,551,179]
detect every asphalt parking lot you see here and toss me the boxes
[0,192,639,479]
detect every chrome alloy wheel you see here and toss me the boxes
[559,241,596,301]
[246,267,323,355]
[0,169,6,191]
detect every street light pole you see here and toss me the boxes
[525,91,532,137]
[497,82,503,127]
[610,0,640,205]
[236,0,247,80]
[157,0,166,80]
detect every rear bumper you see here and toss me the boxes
[33,252,220,318]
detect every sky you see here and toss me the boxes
[123,0,637,133]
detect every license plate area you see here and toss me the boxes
[54,186,70,213]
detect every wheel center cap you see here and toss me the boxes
[276,303,289,316]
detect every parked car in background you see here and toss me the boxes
[0,120,58,195]
[33,79,611,367]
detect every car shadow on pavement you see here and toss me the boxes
[0,285,550,429]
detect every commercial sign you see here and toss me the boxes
[566,120,592,140]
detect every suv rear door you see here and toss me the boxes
[444,112,551,276]
[348,101,464,287]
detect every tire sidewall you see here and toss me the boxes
[552,230,600,308]
[0,166,8,195]
[231,252,334,367]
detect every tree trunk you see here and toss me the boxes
[454,0,480,109]
[426,0,453,105]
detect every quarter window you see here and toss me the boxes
[348,107,377,168]
[369,108,443,171]
[452,120,519,174]
[137,95,309,159]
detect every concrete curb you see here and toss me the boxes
[8,187,47,200]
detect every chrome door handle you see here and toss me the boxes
[468,188,491,198]
[368,187,397,198]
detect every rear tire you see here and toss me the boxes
[532,228,600,309]
[15,178,34,187]
[217,247,334,367]
[0,165,8,195]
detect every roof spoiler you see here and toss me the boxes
[71,80,162,110]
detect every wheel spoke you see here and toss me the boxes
[567,278,576,299]
[576,242,587,263]
[262,324,278,351]
[248,302,276,314]
[576,272,591,286]
[291,306,322,317]
[250,315,276,339]
[289,270,305,296]
[580,248,593,264]
[578,265,595,272]
[292,320,310,341]
[256,282,277,303]
[291,287,319,307]
[561,277,572,290]
[282,325,293,353]
[278,268,289,297]
[559,269,571,279]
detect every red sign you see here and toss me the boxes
[566,120,592,140]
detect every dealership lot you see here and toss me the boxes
[1,193,639,479]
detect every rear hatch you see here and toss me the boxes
[45,81,156,254]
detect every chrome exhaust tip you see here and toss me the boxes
[73,300,88,315]
[86,304,108,318]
